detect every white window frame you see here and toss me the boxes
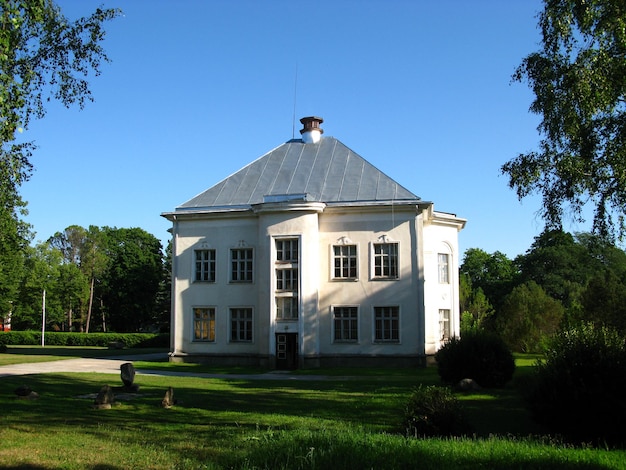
[439,308,451,342]
[274,237,300,321]
[192,306,216,342]
[438,253,450,284]
[331,244,358,280]
[230,307,254,342]
[230,247,254,283]
[371,240,399,280]
[373,306,400,343]
[332,305,359,343]
[194,248,216,283]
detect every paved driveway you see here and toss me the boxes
[0,353,331,380]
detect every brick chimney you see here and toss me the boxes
[300,116,324,144]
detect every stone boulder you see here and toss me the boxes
[93,385,115,409]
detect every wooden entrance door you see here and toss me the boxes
[275,333,298,370]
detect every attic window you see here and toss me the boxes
[263,193,310,203]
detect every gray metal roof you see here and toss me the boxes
[177,137,420,211]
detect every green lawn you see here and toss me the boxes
[0,349,623,469]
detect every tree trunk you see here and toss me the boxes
[86,276,94,333]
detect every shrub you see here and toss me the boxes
[403,385,472,437]
[0,331,169,348]
[526,323,626,445]
[435,331,515,388]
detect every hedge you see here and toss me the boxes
[0,331,169,348]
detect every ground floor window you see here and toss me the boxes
[193,307,215,341]
[374,306,399,342]
[333,306,358,342]
[230,307,253,342]
[439,308,451,341]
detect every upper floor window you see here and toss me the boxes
[373,243,398,279]
[438,253,450,284]
[333,244,357,279]
[230,307,253,342]
[195,249,216,282]
[374,306,399,342]
[333,306,358,342]
[276,238,298,262]
[193,307,215,342]
[231,248,253,282]
[275,238,299,320]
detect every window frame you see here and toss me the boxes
[332,305,359,343]
[371,242,399,280]
[373,306,400,343]
[439,308,451,342]
[194,248,216,283]
[230,247,254,283]
[274,237,300,321]
[438,253,450,284]
[192,307,216,342]
[230,307,253,343]
[332,244,358,280]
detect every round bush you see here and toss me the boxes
[435,331,515,388]
[526,323,626,445]
[403,385,472,437]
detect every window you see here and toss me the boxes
[275,238,299,320]
[231,248,253,282]
[333,245,357,279]
[230,308,253,342]
[195,249,216,282]
[439,309,451,341]
[438,253,450,284]
[276,238,298,262]
[276,297,298,320]
[333,306,358,342]
[193,307,215,341]
[373,243,398,279]
[276,268,298,290]
[374,306,399,342]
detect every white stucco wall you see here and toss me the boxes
[167,203,464,365]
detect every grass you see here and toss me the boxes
[0,348,624,469]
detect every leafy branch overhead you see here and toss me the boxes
[502,0,626,239]
[0,1,120,316]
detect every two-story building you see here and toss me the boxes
[162,116,465,369]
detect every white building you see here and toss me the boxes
[162,117,465,369]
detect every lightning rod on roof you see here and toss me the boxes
[292,62,298,140]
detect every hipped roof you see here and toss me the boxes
[177,137,420,211]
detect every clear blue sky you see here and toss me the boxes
[20,0,590,260]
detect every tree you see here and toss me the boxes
[48,225,107,332]
[459,272,494,334]
[0,1,120,314]
[460,248,517,312]
[100,227,163,332]
[497,281,564,353]
[582,270,626,334]
[503,0,626,239]
[12,242,61,330]
[515,229,589,311]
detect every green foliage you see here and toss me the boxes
[403,385,472,437]
[0,331,168,348]
[502,0,626,239]
[0,3,120,318]
[436,331,515,388]
[461,248,517,312]
[526,323,626,445]
[497,281,564,353]
[100,227,164,332]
